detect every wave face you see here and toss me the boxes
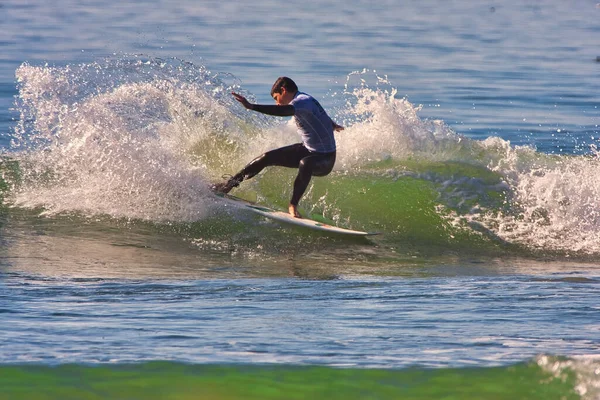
[3,57,600,256]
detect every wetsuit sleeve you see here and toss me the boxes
[251,104,295,117]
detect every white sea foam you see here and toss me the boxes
[483,142,600,253]
[538,355,600,400]
[335,71,463,169]
[13,73,206,220]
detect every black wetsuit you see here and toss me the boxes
[231,143,336,206]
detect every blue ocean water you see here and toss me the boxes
[1,1,600,399]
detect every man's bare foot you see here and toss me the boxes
[210,175,241,194]
[288,204,301,218]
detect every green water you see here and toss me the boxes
[246,159,511,254]
[0,361,579,400]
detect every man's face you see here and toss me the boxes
[272,87,294,105]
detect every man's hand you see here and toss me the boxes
[333,122,345,132]
[232,92,253,110]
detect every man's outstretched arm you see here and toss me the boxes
[232,92,294,117]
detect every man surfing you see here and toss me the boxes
[212,77,344,218]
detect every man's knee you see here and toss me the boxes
[250,152,269,165]
[298,157,314,173]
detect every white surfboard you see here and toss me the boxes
[214,192,379,236]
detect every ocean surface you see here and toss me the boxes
[1,0,600,399]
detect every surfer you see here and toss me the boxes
[212,77,344,218]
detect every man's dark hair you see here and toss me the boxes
[271,77,298,97]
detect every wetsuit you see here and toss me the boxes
[230,92,336,206]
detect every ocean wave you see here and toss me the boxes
[2,57,600,256]
[0,356,593,400]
